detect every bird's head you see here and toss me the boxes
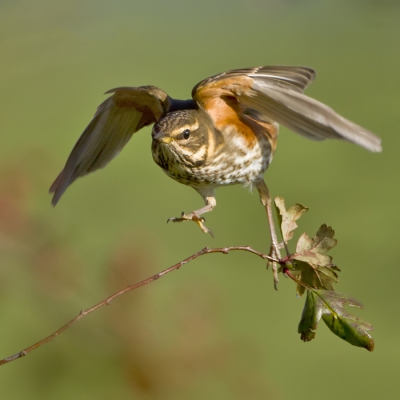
[152,109,212,170]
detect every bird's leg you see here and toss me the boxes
[255,180,282,262]
[167,189,216,237]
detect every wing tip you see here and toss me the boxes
[49,185,66,207]
[350,126,382,153]
[49,170,66,207]
[365,140,382,153]
[346,132,382,153]
[50,195,59,207]
[49,187,60,207]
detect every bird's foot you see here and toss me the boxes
[268,242,284,263]
[167,212,214,237]
[267,242,285,290]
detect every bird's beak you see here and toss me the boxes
[152,131,173,144]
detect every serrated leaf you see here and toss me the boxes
[294,224,337,266]
[318,291,375,351]
[298,290,374,351]
[274,197,308,243]
[291,260,339,296]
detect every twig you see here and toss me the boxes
[0,246,274,366]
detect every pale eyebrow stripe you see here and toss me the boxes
[172,122,199,135]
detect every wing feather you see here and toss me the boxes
[193,66,381,153]
[50,86,170,205]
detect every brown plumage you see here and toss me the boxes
[50,66,381,247]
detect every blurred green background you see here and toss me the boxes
[1,0,399,399]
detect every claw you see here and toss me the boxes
[267,243,281,289]
[167,212,214,237]
[193,216,214,237]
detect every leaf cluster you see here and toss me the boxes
[275,197,374,351]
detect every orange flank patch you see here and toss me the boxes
[209,97,258,145]
[244,116,278,155]
[194,75,274,147]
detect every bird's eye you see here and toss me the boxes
[182,129,191,140]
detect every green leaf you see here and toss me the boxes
[291,260,340,296]
[298,289,374,351]
[298,289,323,341]
[318,290,375,351]
[274,197,308,243]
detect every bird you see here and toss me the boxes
[50,66,381,256]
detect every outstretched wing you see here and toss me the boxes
[50,86,171,206]
[192,66,381,152]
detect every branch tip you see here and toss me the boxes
[0,245,270,366]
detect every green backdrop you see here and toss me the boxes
[1,1,399,399]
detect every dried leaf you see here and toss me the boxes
[274,197,308,243]
[294,224,337,267]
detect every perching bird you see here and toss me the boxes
[50,66,381,252]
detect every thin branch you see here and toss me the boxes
[0,246,274,366]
